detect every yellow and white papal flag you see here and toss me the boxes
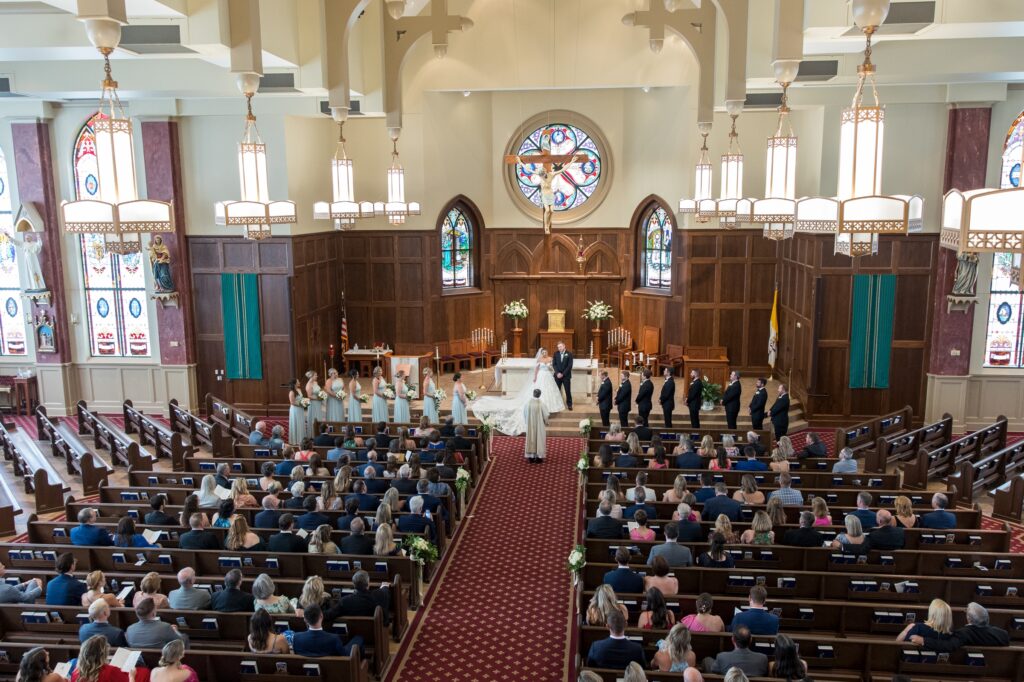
[768,286,779,370]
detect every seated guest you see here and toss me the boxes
[767,472,803,506]
[603,547,644,594]
[631,417,653,442]
[178,496,202,531]
[196,474,221,508]
[211,499,237,529]
[587,501,626,540]
[114,516,158,549]
[910,602,1010,652]
[625,472,656,502]
[345,480,380,512]
[768,450,790,473]
[150,639,198,682]
[730,586,779,635]
[74,634,152,682]
[648,445,668,470]
[832,447,859,474]
[637,586,675,629]
[15,647,66,682]
[647,522,696,565]
[604,423,626,442]
[415,478,447,519]
[591,444,613,469]
[439,417,456,438]
[274,453,299,476]
[740,511,775,545]
[249,421,270,447]
[830,515,868,554]
[81,570,123,608]
[324,570,391,626]
[712,515,739,544]
[309,524,341,554]
[679,592,725,632]
[45,553,87,606]
[692,473,716,503]
[697,532,735,568]
[586,584,629,627]
[643,555,679,595]
[267,514,307,553]
[771,634,808,681]
[652,623,700,675]
[248,609,289,654]
[586,609,646,669]
[629,510,655,542]
[231,478,259,508]
[293,604,363,657]
[782,512,824,548]
[710,625,769,677]
[145,495,177,526]
[600,487,624,520]
[134,572,170,609]
[283,481,306,509]
[293,438,316,462]
[671,501,696,524]
[765,497,787,527]
[340,517,375,555]
[709,447,732,471]
[126,597,189,649]
[674,443,703,470]
[848,491,877,529]
[0,561,42,603]
[313,427,335,448]
[253,496,281,529]
[722,434,740,458]
[747,431,766,455]
[867,510,905,550]
[374,524,402,557]
[168,568,210,611]
[357,447,384,476]
[732,475,765,505]
[897,598,953,645]
[392,464,418,495]
[427,466,453,499]
[296,495,330,531]
[396,496,437,542]
[921,492,956,529]
[450,425,473,452]
[893,495,919,528]
[317,480,342,512]
[79,599,128,647]
[225,516,264,551]
[336,498,362,532]
[703,483,742,522]
[252,574,293,614]
[71,508,113,546]
[662,475,688,504]
[210,569,253,612]
[326,437,350,463]
[810,497,832,527]
[801,432,827,459]
[268,425,286,452]
[734,446,768,472]
[624,488,657,520]
[363,466,390,495]
[614,443,640,469]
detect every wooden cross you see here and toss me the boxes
[503,152,591,166]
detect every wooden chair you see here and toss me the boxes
[680,345,729,386]
[640,326,661,374]
[658,343,684,375]
[605,326,633,369]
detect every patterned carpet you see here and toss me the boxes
[386,435,584,682]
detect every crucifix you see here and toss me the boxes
[503,150,591,234]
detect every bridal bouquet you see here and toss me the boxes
[405,384,418,400]
[317,389,329,401]
[403,536,439,565]
[465,389,478,401]
[501,299,529,320]
[382,383,396,400]
[454,467,472,494]
[335,389,348,401]
[299,397,311,408]
[358,394,370,404]
[581,300,614,322]
[432,388,447,409]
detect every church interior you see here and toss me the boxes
[0,0,1023,680]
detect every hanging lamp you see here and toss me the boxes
[314,120,374,230]
[374,131,420,225]
[678,122,714,225]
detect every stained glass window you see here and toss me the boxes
[1001,111,1024,189]
[441,206,473,289]
[74,113,151,358]
[0,147,27,355]
[511,122,603,214]
[640,205,673,290]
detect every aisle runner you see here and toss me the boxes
[387,435,583,682]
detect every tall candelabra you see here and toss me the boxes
[471,327,494,389]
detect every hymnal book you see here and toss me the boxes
[20,612,48,624]
[239,661,258,675]
[331,622,348,635]
[120,492,141,501]
[976,584,993,596]
[110,648,142,673]
[817,645,835,658]
[966,652,985,666]
[182,477,194,486]
[1007,586,1018,597]
[213,486,233,500]
[176,617,187,628]
[127,510,139,519]
[3,578,17,586]
[231,462,243,471]
[219,557,243,568]
[879,555,895,566]
[253,449,271,458]
[374,562,388,573]
[52,528,67,538]
[41,551,57,562]
[303,663,321,676]
[798,608,814,619]
[273,620,289,634]
[157,554,172,565]
[352,560,362,570]
[76,613,91,624]
[142,529,162,545]
[148,476,159,485]
[112,553,127,564]
[202,617,218,630]
[199,462,215,471]
[995,559,1011,570]
[265,558,278,569]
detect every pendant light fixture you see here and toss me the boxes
[375,130,420,226]
[314,118,373,230]
[714,100,745,227]
[678,122,714,225]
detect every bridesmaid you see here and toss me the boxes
[324,368,345,423]
[422,367,438,425]
[451,372,468,425]
[305,370,323,435]
[287,379,307,445]
[393,370,411,424]
[371,367,389,423]
[346,369,362,423]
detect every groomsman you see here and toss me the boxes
[686,369,703,429]
[614,371,632,427]
[552,342,574,411]
[596,371,613,427]
[749,378,768,430]
[721,371,742,430]
[659,368,675,428]
[770,383,790,439]
[635,369,654,426]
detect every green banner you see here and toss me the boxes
[850,273,895,389]
[221,273,263,380]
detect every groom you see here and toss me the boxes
[552,341,574,411]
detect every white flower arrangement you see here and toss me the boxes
[432,388,447,409]
[381,383,396,400]
[403,536,439,565]
[578,417,592,437]
[478,414,494,435]
[501,299,529,320]
[316,389,329,401]
[465,390,478,401]
[576,455,588,473]
[567,544,586,574]
[454,467,471,494]
[299,397,311,408]
[581,300,614,322]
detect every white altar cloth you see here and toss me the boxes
[494,358,599,398]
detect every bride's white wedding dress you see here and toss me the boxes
[470,358,566,435]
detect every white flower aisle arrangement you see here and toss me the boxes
[454,467,471,494]
[567,544,587,587]
[403,536,439,565]
[432,387,447,409]
[578,417,592,437]
[501,299,529,320]
[576,452,588,487]
[581,300,614,322]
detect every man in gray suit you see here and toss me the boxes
[168,567,211,611]
[79,599,127,646]
[646,523,693,568]
[0,561,41,603]
[708,626,768,677]
[126,597,189,649]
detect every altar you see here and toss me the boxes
[495,357,600,398]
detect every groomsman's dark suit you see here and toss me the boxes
[749,384,768,430]
[721,377,742,430]
[635,376,653,426]
[614,376,632,427]
[597,376,613,427]
[552,347,574,410]
[659,375,675,428]
[686,375,703,429]
[770,391,790,439]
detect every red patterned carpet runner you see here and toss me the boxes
[386,434,584,682]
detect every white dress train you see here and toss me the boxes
[470,361,565,435]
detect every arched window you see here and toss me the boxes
[440,200,478,290]
[638,203,673,290]
[74,113,151,357]
[982,112,1024,368]
[0,147,28,355]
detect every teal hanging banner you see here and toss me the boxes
[850,273,895,389]
[221,273,263,380]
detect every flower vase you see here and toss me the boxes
[701,400,714,412]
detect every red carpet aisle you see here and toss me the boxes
[386,435,584,682]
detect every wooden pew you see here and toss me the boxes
[865,412,954,473]
[76,400,155,471]
[316,419,491,463]
[168,398,230,454]
[904,418,1008,489]
[834,405,913,460]
[589,426,773,446]
[0,422,67,514]
[947,439,1024,506]
[205,393,258,442]
[35,406,110,496]
[122,400,190,470]
[588,466,900,489]
[993,472,1024,523]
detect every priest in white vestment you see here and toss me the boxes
[524,389,549,464]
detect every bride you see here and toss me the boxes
[470,347,565,435]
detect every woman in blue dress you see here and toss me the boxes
[346,369,363,423]
[288,378,307,445]
[371,367,389,423]
[393,370,411,423]
[421,367,438,424]
[324,368,345,423]
[451,372,468,425]
[305,371,323,435]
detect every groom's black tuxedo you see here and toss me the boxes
[597,377,613,427]
[614,379,632,427]
[552,348,574,409]
[635,379,653,426]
